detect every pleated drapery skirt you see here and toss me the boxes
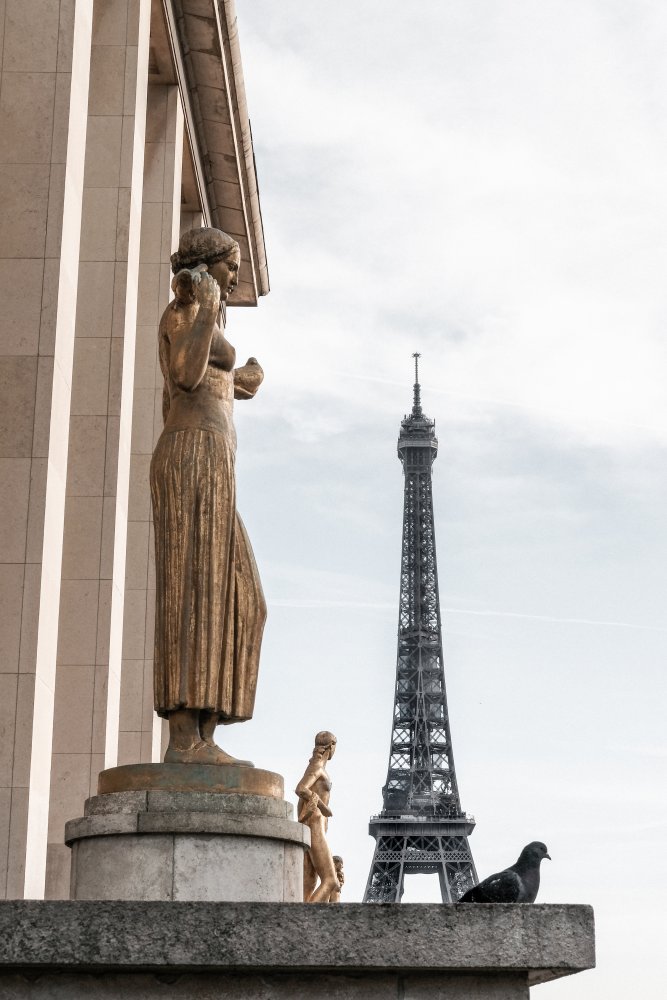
[150,427,266,721]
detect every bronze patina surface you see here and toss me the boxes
[295,731,338,903]
[99,763,284,799]
[150,227,266,767]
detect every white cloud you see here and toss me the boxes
[238,0,667,450]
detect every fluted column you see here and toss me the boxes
[39,0,151,900]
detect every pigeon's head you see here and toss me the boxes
[520,841,551,866]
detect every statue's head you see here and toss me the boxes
[171,227,240,301]
[332,855,343,869]
[314,730,337,759]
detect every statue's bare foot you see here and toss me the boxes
[164,741,253,766]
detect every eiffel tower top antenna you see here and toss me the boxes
[411,352,422,417]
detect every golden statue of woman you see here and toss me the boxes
[150,227,266,766]
[295,731,339,902]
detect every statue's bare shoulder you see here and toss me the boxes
[159,297,199,345]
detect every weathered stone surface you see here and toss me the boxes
[70,836,174,902]
[84,791,148,816]
[402,974,529,999]
[145,790,293,819]
[172,836,289,902]
[0,902,594,986]
[83,789,293,819]
[67,811,305,843]
[0,970,531,999]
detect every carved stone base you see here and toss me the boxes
[65,777,309,903]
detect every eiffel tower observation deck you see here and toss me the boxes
[364,356,477,903]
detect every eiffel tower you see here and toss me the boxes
[364,356,477,903]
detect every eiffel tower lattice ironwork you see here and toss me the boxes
[364,355,477,903]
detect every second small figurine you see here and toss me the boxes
[330,855,345,902]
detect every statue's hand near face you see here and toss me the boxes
[196,271,222,314]
[234,357,264,400]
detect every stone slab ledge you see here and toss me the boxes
[0,902,594,986]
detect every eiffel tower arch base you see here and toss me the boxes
[365,817,477,903]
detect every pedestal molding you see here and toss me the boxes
[65,812,308,846]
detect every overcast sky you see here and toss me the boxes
[221,3,666,996]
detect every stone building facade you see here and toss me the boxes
[0,0,268,901]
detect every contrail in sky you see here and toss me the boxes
[267,598,667,633]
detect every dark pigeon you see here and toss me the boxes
[458,841,551,903]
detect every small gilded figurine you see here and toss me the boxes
[330,855,345,903]
[150,227,266,766]
[295,731,338,902]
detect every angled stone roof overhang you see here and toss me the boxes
[162,0,269,306]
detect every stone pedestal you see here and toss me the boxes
[0,901,595,998]
[64,765,309,903]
